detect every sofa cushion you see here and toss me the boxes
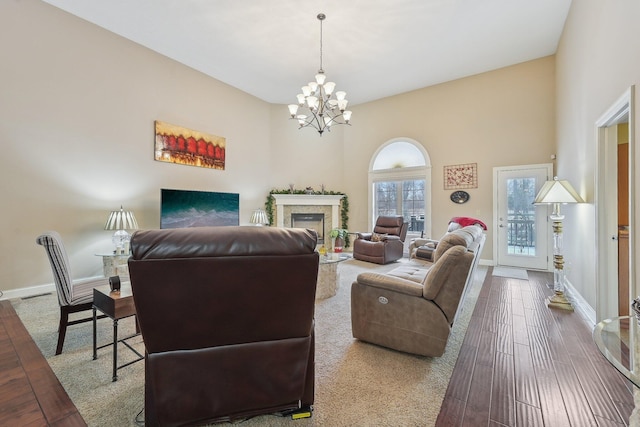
[385,264,429,285]
[423,245,474,323]
[432,225,483,262]
[432,233,469,262]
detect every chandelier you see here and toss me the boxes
[288,13,352,136]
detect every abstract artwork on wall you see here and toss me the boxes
[160,189,239,228]
[443,163,478,189]
[154,120,226,170]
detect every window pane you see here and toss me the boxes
[375,181,398,216]
[506,177,536,255]
[374,179,425,232]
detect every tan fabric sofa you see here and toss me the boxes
[350,225,485,357]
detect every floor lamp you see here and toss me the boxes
[534,177,584,311]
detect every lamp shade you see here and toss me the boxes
[534,177,584,204]
[104,206,139,231]
[250,209,269,226]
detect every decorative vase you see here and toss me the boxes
[333,237,344,253]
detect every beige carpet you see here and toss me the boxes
[12,259,487,427]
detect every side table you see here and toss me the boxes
[95,253,130,279]
[316,253,350,300]
[92,283,143,381]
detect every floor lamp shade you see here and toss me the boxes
[534,177,584,311]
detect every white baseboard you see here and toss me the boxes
[565,278,596,327]
[0,283,55,301]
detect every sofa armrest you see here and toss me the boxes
[355,272,424,297]
[357,232,373,240]
[409,238,437,252]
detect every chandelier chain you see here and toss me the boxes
[318,13,323,72]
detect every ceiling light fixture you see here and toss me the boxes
[288,13,352,136]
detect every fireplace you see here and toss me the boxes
[292,213,325,243]
[271,194,344,248]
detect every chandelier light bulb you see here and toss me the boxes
[287,13,353,136]
[307,96,318,110]
[324,82,336,95]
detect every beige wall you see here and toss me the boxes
[342,57,557,259]
[1,1,273,292]
[1,0,557,296]
[555,0,640,314]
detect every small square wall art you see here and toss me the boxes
[443,163,478,189]
[154,120,226,170]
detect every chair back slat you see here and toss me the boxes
[36,231,72,306]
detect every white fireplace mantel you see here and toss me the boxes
[272,194,344,230]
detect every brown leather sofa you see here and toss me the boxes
[351,225,485,357]
[352,216,409,264]
[128,226,319,426]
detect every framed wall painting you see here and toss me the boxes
[160,189,239,228]
[443,163,478,190]
[154,120,226,170]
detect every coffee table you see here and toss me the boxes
[316,253,350,300]
[92,283,143,381]
[593,316,640,426]
[593,316,637,386]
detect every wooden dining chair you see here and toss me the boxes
[36,231,109,355]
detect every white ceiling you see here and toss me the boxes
[42,0,572,106]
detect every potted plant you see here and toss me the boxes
[329,228,348,253]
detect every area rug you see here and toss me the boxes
[492,266,528,280]
[12,259,487,427]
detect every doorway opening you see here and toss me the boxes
[595,86,635,322]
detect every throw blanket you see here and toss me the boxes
[450,216,487,230]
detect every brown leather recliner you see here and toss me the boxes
[128,226,319,426]
[353,216,408,264]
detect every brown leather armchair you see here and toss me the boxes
[353,216,408,264]
[128,226,319,426]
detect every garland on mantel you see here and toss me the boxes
[265,189,350,247]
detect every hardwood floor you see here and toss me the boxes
[437,268,635,426]
[0,300,86,427]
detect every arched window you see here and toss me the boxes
[368,138,432,239]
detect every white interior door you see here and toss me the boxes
[494,164,552,270]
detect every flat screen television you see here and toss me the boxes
[160,189,240,229]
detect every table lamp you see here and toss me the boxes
[104,206,139,254]
[533,176,584,311]
[250,208,269,226]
